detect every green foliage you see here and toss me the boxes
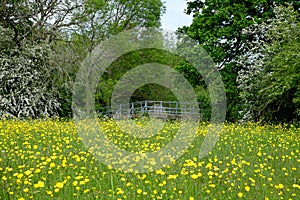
[70,1,166,114]
[237,5,300,123]
[0,0,166,118]
[261,37,300,122]
[256,7,300,122]
[96,46,181,108]
[180,0,299,122]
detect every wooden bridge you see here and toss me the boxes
[97,100,205,120]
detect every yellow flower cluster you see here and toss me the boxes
[0,119,299,199]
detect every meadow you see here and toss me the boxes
[0,118,299,200]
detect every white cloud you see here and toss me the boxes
[161,0,193,31]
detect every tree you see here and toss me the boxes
[67,0,166,114]
[94,30,176,110]
[0,0,166,118]
[0,26,60,118]
[179,0,299,121]
[0,0,89,118]
[0,0,85,46]
[237,5,300,123]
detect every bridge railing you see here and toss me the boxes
[97,100,205,120]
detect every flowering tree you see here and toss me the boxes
[0,26,61,118]
[0,0,165,118]
[237,5,300,122]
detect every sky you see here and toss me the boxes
[161,0,193,31]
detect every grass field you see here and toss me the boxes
[0,118,299,199]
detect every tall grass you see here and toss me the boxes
[0,119,299,199]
